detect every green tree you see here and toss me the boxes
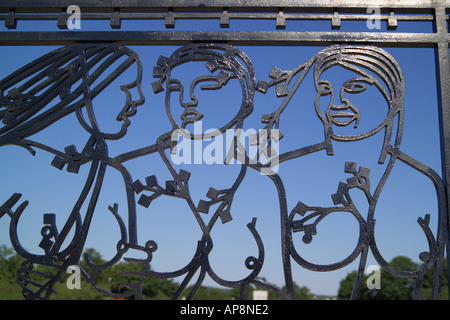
[0,246,180,300]
[184,285,232,300]
[0,244,25,299]
[337,270,359,300]
[267,282,313,300]
[338,256,448,300]
[78,248,178,300]
[228,285,254,300]
[374,256,417,300]
[291,282,314,300]
[422,258,448,300]
[228,279,313,300]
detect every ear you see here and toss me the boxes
[151,79,165,94]
[242,99,253,117]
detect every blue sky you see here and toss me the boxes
[0,14,445,297]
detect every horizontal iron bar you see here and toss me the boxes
[0,0,446,13]
[0,12,435,21]
[0,31,445,47]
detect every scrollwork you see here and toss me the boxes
[0,43,446,301]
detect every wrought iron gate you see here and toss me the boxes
[0,0,448,300]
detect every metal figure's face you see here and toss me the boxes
[314,65,389,141]
[165,61,245,140]
[91,58,145,139]
[0,45,144,140]
[114,75,145,133]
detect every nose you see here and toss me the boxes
[180,95,197,108]
[329,87,346,108]
[116,85,145,121]
[330,103,349,111]
[179,81,198,108]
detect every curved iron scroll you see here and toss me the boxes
[0,43,446,300]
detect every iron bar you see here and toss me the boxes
[433,5,450,300]
[0,12,435,22]
[0,0,444,12]
[0,31,444,47]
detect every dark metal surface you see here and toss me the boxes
[0,31,445,47]
[253,44,447,300]
[0,0,448,300]
[0,0,443,11]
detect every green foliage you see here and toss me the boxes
[0,245,26,299]
[184,285,232,300]
[184,278,314,300]
[2,246,447,300]
[0,246,178,300]
[0,245,315,300]
[337,256,448,300]
[291,282,314,300]
[273,282,314,300]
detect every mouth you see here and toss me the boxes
[328,106,360,128]
[116,102,139,122]
[181,107,204,127]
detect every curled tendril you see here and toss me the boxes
[206,218,264,297]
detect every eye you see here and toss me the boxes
[317,81,332,95]
[343,82,367,94]
[200,80,222,91]
[169,79,182,91]
[199,73,227,91]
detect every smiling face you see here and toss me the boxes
[314,65,390,140]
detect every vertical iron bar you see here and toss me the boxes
[350,246,368,300]
[434,4,450,300]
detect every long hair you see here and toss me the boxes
[0,43,144,142]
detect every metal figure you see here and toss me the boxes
[0,0,448,301]
[0,43,145,299]
[112,43,282,299]
[256,45,447,299]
